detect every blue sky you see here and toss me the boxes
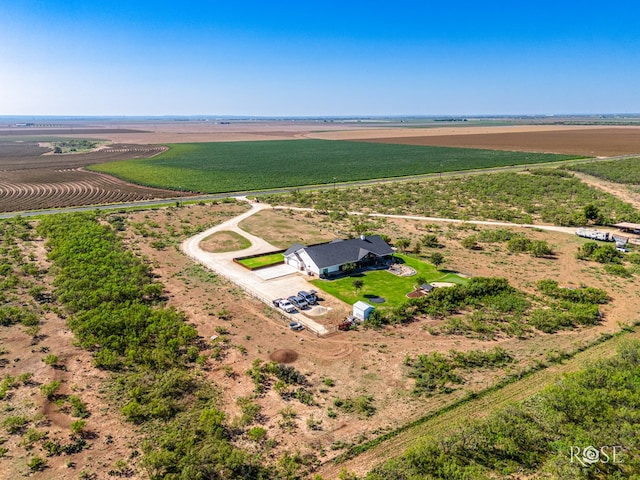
[1,1,639,116]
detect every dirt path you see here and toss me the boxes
[317,329,640,478]
[273,206,580,235]
[571,171,640,210]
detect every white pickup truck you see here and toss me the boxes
[272,298,296,313]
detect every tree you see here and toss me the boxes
[395,238,410,253]
[420,234,440,248]
[530,240,553,258]
[352,279,364,294]
[430,253,445,269]
[584,204,600,223]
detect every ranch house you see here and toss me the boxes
[284,235,394,277]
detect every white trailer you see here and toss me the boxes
[576,228,611,242]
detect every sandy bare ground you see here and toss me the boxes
[309,126,640,157]
[305,124,607,140]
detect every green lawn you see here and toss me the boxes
[311,255,467,308]
[88,140,579,194]
[237,252,284,269]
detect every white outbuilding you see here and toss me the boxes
[353,301,375,321]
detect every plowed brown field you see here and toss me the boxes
[0,143,176,212]
[343,126,640,156]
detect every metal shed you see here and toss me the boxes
[353,301,375,321]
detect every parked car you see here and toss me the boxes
[298,290,317,305]
[273,298,296,313]
[289,321,304,331]
[288,295,309,310]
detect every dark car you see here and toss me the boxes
[297,290,317,305]
[288,295,309,310]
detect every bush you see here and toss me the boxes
[334,395,376,417]
[27,456,47,472]
[507,236,532,253]
[3,415,29,434]
[247,427,267,442]
[604,263,633,277]
[577,243,623,264]
[40,380,61,400]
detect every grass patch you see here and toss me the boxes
[311,254,467,307]
[237,252,284,269]
[89,141,579,193]
[200,230,251,253]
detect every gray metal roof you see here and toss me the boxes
[290,235,393,269]
[284,243,306,256]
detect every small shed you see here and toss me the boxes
[353,301,375,321]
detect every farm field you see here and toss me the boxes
[311,126,640,157]
[0,141,175,213]
[262,169,640,226]
[2,121,638,215]
[89,140,580,193]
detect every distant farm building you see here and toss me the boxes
[612,222,640,235]
[284,235,394,278]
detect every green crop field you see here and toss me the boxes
[88,140,580,193]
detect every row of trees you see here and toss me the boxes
[367,340,640,479]
[37,213,270,479]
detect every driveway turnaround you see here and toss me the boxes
[181,198,330,335]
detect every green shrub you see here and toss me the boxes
[40,380,61,400]
[27,456,47,472]
[247,427,267,442]
[3,415,29,434]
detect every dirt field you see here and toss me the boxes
[312,126,640,157]
[0,120,377,144]
[0,143,176,212]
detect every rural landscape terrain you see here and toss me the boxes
[2,116,640,479]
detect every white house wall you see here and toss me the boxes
[298,250,320,275]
